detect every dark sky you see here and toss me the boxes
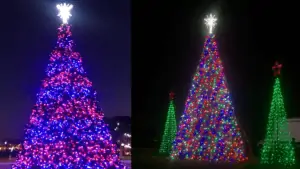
[0,0,130,139]
[134,0,300,147]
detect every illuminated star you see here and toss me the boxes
[57,3,73,24]
[204,14,217,34]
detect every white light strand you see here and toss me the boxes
[204,14,217,34]
[57,3,73,24]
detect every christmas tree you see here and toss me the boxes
[260,62,295,165]
[170,14,247,162]
[159,92,177,155]
[12,3,125,169]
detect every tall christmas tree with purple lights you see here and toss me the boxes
[170,14,247,163]
[12,3,125,169]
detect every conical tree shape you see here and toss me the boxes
[170,14,247,162]
[159,92,177,155]
[260,62,295,165]
[13,4,124,169]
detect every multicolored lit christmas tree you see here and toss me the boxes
[170,14,247,162]
[260,62,295,165]
[12,3,125,169]
[159,92,177,155]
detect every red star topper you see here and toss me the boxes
[169,91,175,100]
[272,61,282,77]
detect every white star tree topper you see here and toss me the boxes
[57,3,73,24]
[204,14,217,34]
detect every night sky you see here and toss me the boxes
[0,0,130,139]
[134,0,300,148]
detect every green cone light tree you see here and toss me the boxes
[260,62,295,166]
[159,92,177,155]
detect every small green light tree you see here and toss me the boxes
[159,92,177,155]
[260,62,295,166]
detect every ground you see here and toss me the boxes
[134,148,300,169]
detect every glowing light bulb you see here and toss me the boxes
[57,3,73,24]
[204,14,217,34]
